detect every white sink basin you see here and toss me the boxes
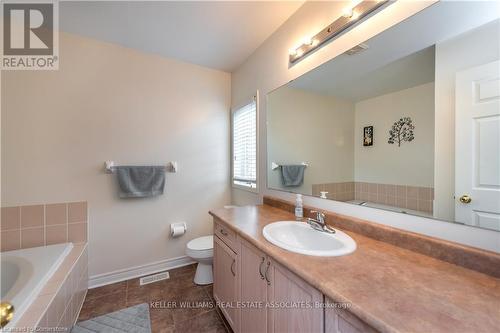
[263,221,356,257]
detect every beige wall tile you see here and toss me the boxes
[38,312,48,329]
[46,204,67,226]
[396,196,406,209]
[21,227,44,248]
[46,296,60,328]
[368,183,377,194]
[418,187,432,200]
[1,229,20,251]
[407,186,419,199]
[46,225,68,245]
[21,205,44,228]
[18,294,53,328]
[386,195,397,206]
[377,184,387,196]
[396,185,407,198]
[386,184,396,196]
[407,198,418,211]
[68,202,87,223]
[418,200,433,213]
[1,207,21,230]
[68,223,87,243]
[311,184,320,196]
[377,194,387,205]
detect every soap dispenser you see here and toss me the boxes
[295,194,303,219]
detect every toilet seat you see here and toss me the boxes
[186,235,213,259]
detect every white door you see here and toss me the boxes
[455,60,500,231]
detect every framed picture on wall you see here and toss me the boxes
[363,126,373,146]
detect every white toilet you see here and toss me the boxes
[186,235,214,285]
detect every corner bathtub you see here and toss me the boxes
[0,243,73,328]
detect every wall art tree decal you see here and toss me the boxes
[388,117,415,147]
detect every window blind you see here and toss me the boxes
[232,99,257,188]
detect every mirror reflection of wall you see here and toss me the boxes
[267,1,499,231]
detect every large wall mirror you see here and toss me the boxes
[267,1,500,231]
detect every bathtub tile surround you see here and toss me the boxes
[1,230,21,252]
[263,196,500,278]
[312,182,355,202]
[11,243,88,331]
[77,265,229,332]
[46,203,68,225]
[355,182,434,214]
[21,205,45,228]
[0,201,88,251]
[1,206,20,229]
[312,182,434,214]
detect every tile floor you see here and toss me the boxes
[77,264,231,333]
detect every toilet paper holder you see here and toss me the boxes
[170,222,187,238]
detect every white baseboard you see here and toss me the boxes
[88,256,195,289]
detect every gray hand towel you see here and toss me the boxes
[280,165,306,187]
[116,166,165,198]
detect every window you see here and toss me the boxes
[232,96,257,191]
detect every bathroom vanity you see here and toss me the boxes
[210,201,500,333]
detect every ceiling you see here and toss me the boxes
[59,1,304,72]
[288,1,500,102]
[293,46,436,102]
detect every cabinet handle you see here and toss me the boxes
[258,257,265,279]
[220,228,228,236]
[231,259,236,277]
[264,261,271,285]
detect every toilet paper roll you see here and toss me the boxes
[170,222,186,238]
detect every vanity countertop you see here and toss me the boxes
[209,204,500,333]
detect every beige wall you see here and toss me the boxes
[267,87,354,194]
[1,32,231,281]
[434,19,500,221]
[231,0,500,253]
[354,82,435,187]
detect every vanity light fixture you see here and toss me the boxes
[289,0,392,64]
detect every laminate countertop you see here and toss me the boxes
[209,205,500,333]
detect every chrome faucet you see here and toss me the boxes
[306,210,335,233]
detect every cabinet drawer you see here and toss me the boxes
[214,219,237,252]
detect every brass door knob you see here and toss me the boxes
[0,302,14,328]
[459,195,472,204]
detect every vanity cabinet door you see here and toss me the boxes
[214,236,239,332]
[266,259,324,333]
[325,298,378,333]
[240,240,268,333]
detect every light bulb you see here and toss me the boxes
[342,7,354,18]
[302,36,313,46]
